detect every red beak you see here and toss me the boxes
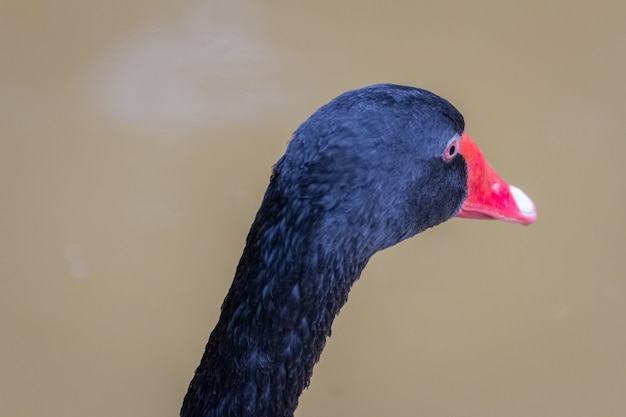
[456,133,537,225]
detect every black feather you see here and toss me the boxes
[181,84,467,417]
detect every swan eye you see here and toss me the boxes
[444,138,459,161]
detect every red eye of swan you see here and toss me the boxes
[444,138,459,161]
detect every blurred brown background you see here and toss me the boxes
[2,1,625,416]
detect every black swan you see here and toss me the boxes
[181,84,536,417]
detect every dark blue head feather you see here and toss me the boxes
[181,84,468,417]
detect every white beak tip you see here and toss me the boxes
[509,185,537,223]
